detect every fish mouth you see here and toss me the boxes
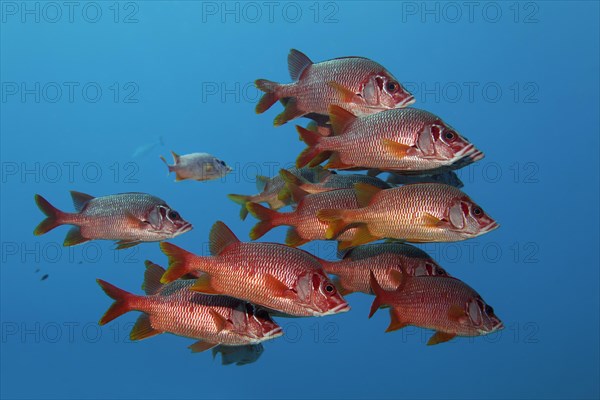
[481,221,499,234]
[319,302,351,316]
[264,327,284,340]
[399,95,415,108]
[456,144,484,162]
[176,222,193,235]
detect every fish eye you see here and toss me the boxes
[168,211,180,220]
[484,305,494,315]
[386,81,398,93]
[436,267,447,276]
[473,207,483,217]
[444,131,456,141]
[218,160,225,166]
[324,283,335,295]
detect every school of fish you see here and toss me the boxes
[34,49,502,365]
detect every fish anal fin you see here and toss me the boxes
[64,226,90,247]
[189,274,220,295]
[349,224,377,247]
[386,309,409,332]
[274,98,305,126]
[427,331,456,346]
[285,227,308,247]
[354,183,382,207]
[130,314,162,341]
[325,152,352,169]
[115,240,140,250]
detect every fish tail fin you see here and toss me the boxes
[296,126,327,168]
[33,194,65,235]
[159,155,173,173]
[255,79,281,114]
[97,279,136,325]
[246,202,283,240]
[316,209,350,239]
[227,194,251,220]
[369,271,388,318]
[160,242,201,283]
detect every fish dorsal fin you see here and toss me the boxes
[288,49,313,81]
[209,221,240,255]
[189,340,218,353]
[354,183,382,207]
[143,260,165,295]
[70,191,94,212]
[328,105,357,135]
[255,175,270,192]
[170,151,180,163]
[130,314,162,341]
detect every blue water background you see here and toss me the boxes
[1,1,598,399]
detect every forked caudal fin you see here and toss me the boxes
[33,194,65,236]
[227,194,251,221]
[96,279,137,325]
[160,242,203,284]
[296,126,328,168]
[255,79,281,114]
[246,202,284,240]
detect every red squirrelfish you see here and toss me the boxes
[34,192,192,249]
[322,242,450,295]
[159,221,350,317]
[97,261,282,352]
[256,49,414,126]
[297,106,483,172]
[228,166,332,220]
[318,183,498,249]
[246,186,361,247]
[369,271,503,345]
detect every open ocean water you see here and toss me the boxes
[1,1,599,399]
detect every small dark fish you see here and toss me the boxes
[385,171,464,189]
[212,344,264,366]
[34,268,40,273]
[40,274,49,281]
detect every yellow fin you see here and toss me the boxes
[327,84,361,107]
[328,103,357,134]
[421,212,443,228]
[130,314,162,341]
[189,274,220,295]
[427,331,456,346]
[349,224,377,247]
[382,139,411,159]
[354,183,382,207]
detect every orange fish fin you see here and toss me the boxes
[64,226,90,247]
[427,331,457,346]
[274,98,305,126]
[327,84,360,107]
[331,276,353,296]
[255,79,280,114]
[209,221,240,255]
[189,274,220,295]
[388,269,404,289]
[142,260,165,295]
[386,309,409,332]
[285,227,308,247]
[227,194,250,220]
[33,194,64,236]
[188,340,218,353]
[96,279,134,325]
[337,240,355,251]
[288,49,313,80]
[349,224,377,247]
[130,313,162,341]
[264,274,294,298]
[369,271,387,318]
[325,152,351,169]
[316,209,348,239]
[354,183,383,207]
[421,212,444,228]
[209,309,228,332]
[448,304,467,322]
[115,240,140,250]
[69,190,94,212]
[296,125,325,168]
[246,202,280,240]
[382,139,411,159]
[308,151,333,168]
[159,242,199,283]
[279,169,310,202]
[328,104,357,134]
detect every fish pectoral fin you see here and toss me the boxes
[427,331,457,346]
[448,304,468,323]
[63,226,90,247]
[420,212,444,228]
[209,309,229,332]
[327,82,361,105]
[189,274,220,295]
[382,139,412,159]
[386,309,409,333]
[115,240,141,250]
[264,274,295,298]
[130,314,162,341]
[188,340,218,353]
[388,269,404,289]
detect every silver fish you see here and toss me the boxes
[160,151,232,182]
